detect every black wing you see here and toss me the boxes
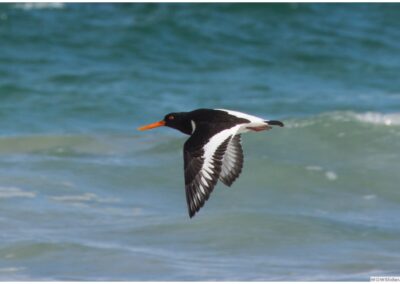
[183,129,232,218]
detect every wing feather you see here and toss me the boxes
[183,124,240,218]
[219,135,244,187]
[184,137,230,218]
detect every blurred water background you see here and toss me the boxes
[0,3,400,280]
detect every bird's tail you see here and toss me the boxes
[266,120,284,127]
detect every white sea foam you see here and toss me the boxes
[14,3,64,10]
[0,187,36,199]
[285,120,316,129]
[363,194,376,200]
[331,111,400,126]
[325,171,338,181]
[352,112,400,126]
[306,166,338,181]
[306,165,323,172]
[51,193,119,203]
[0,267,25,273]
[291,112,400,129]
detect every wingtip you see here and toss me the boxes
[188,209,196,218]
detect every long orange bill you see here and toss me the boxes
[137,120,166,131]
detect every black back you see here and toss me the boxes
[164,109,250,144]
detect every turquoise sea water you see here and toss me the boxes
[1,3,400,280]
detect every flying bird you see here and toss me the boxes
[138,108,284,218]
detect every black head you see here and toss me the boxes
[163,112,192,135]
[138,112,192,135]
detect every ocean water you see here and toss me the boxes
[1,3,400,281]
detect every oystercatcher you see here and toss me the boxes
[138,108,284,218]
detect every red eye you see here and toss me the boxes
[168,115,174,120]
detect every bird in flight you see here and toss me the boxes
[138,108,284,218]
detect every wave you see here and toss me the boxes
[13,3,65,10]
[286,111,400,128]
[0,267,25,273]
[0,111,398,160]
[351,112,400,126]
[51,192,120,204]
[0,186,36,199]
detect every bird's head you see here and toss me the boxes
[138,112,192,135]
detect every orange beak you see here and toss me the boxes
[137,120,166,131]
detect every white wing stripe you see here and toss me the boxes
[201,184,207,194]
[202,125,240,162]
[202,170,212,180]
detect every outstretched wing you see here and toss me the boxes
[183,124,240,218]
[219,135,244,187]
